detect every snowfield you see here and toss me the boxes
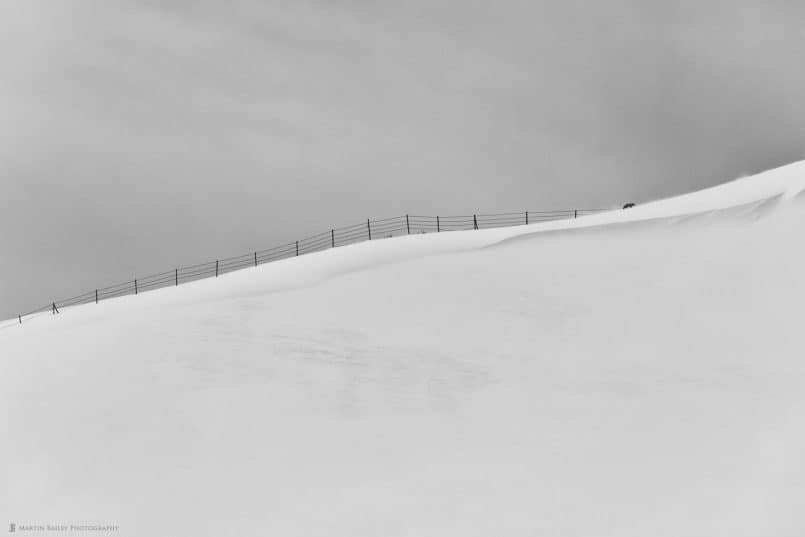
[3,161,805,536]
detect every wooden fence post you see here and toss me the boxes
[437,216,440,232]
[367,219,372,240]
[331,229,335,248]
[406,214,410,234]
[215,260,219,277]
[52,302,59,314]
[175,269,178,286]
[473,214,478,230]
[526,211,529,225]
[18,314,22,324]
[254,252,257,267]
[574,209,578,219]
[296,241,299,256]
[134,279,138,295]
[95,289,98,303]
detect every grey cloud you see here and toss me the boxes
[1,0,803,318]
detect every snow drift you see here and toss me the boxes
[2,161,805,536]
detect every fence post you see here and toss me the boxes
[526,211,529,225]
[331,229,335,248]
[406,214,410,234]
[215,260,219,277]
[52,302,59,314]
[95,289,98,304]
[296,241,299,256]
[254,252,257,267]
[437,216,440,232]
[175,269,178,286]
[134,279,138,295]
[473,214,478,230]
[574,209,578,219]
[18,314,21,324]
[367,219,372,240]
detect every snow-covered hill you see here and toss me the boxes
[3,161,805,536]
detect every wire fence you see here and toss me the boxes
[13,208,610,324]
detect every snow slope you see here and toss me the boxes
[3,161,805,536]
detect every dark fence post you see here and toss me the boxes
[526,211,529,225]
[215,260,219,277]
[473,214,478,230]
[296,241,299,256]
[406,214,410,234]
[331,229,335,248]
[574,209,578,219]
[52,302,59,314]
[437,216,440,232]
[134,279,138,295]
[254,252,257,267]
[95,289,98,304]
[175,269,178,286]
[367,219,372,240]
[18,314,22,324]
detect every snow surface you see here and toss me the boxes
[3,161,805,536]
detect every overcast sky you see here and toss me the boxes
[1,0,804,319]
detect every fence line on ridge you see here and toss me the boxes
[13,208,611,324]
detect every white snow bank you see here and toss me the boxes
[2,160,805,536]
